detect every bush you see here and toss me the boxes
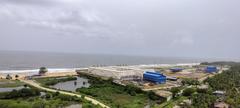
[191,93,216,108]
[124,84,143,96]
[181,78,200,86]
[182,88,196,96]
[4,88,40,99]
[170,87,181,98]
[147,91,159,100]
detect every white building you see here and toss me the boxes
[87,66,144,80]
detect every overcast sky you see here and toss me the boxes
[0,0,239,59]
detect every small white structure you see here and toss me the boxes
[213,91,225,95]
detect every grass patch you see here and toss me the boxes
[0,79,24,88]
[155,96,187,108]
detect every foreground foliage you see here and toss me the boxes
[0,87,101,108]
[205,65,240,107]
[77,73,162,108]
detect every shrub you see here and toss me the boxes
[4,88,40,99]
[182,88,196,96]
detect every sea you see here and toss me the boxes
[0,51,204,71]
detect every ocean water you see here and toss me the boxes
[0,51,202,71]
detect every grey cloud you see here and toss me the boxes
[0,0,239,59]
[0,0,57,5]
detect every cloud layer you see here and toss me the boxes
[0,0,239,59]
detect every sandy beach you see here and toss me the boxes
[0,63,200,79]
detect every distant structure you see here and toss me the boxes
[80,66,144,81]
[205,66,218,73]
[170,68,184,72]
[143,71,166,84]
[213,90,225,97]
[39,67,48,76]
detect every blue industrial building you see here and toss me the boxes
[143,71,166,84]
[205,66,218,73]
[170,68,184,72]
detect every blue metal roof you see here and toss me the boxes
[143,71,166,84]
[205,66,217,73]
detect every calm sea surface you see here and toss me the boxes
[0,51,202,70]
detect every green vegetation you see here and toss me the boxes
[0,87,101,108]
[156,62,240,108]
[0,95,101,108]
[76,73,161,108]
[155,96,187,108]
[200,61,240,66]
[1,88,40,99]
[0,79,24,88]
[35,76,77,86]
[191,93,216,108]
[204,65,240,107]
[181,78,200,86]
[182,88,196,96]
[170,87,181,98]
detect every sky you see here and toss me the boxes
[0,0,239,59]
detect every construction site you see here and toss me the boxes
[76,63,224,100]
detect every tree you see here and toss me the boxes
[24,84,28,88]
[182,88,195,96]
[181,78,200,86]
[39,67,48,75]
[147,91,159,100]
[15,75,19,79]
[4,88,40,99]
[45,93,52,99]
[170,87,181,98]
[32,100,45,108]
[124,84,143,96]
[6,74,12,80]
[191,93,216,108]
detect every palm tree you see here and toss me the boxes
[39,67,48,75]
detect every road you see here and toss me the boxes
[20,79,109,108]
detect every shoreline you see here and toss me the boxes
[0,63,200,75]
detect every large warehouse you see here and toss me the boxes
[143,71,167,84]
[86,66,144,80]
[205,66,218,73]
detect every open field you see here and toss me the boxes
[162,69,210,80]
